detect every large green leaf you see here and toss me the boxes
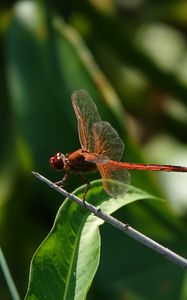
[25,180,157,300]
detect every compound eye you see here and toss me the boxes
[49,152,64,170]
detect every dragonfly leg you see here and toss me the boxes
[54,172,69,187]
[78,174,90,206]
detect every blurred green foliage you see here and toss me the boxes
[1,0,187,299]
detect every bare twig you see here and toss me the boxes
[32,172,187,269]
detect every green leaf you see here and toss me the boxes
[25,180,158,300]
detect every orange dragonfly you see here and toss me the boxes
[50,89,187,199]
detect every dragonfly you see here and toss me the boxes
[50,89,187,199]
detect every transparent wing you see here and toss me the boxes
[93,121,124,161]
[97,163,131,198]
[72,90,101,152]
[72,90,125,162]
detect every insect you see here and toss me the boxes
[50,89,187,199]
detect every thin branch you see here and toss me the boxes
[32,172,187,269]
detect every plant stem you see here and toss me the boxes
[0,247,21,300]
[32,171,187,269]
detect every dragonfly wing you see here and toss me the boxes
[83,152,110,163]
[97,163,131,198]
[72,90,101,152]
[93,121,124,161]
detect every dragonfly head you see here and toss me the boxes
[49,152,66,170]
